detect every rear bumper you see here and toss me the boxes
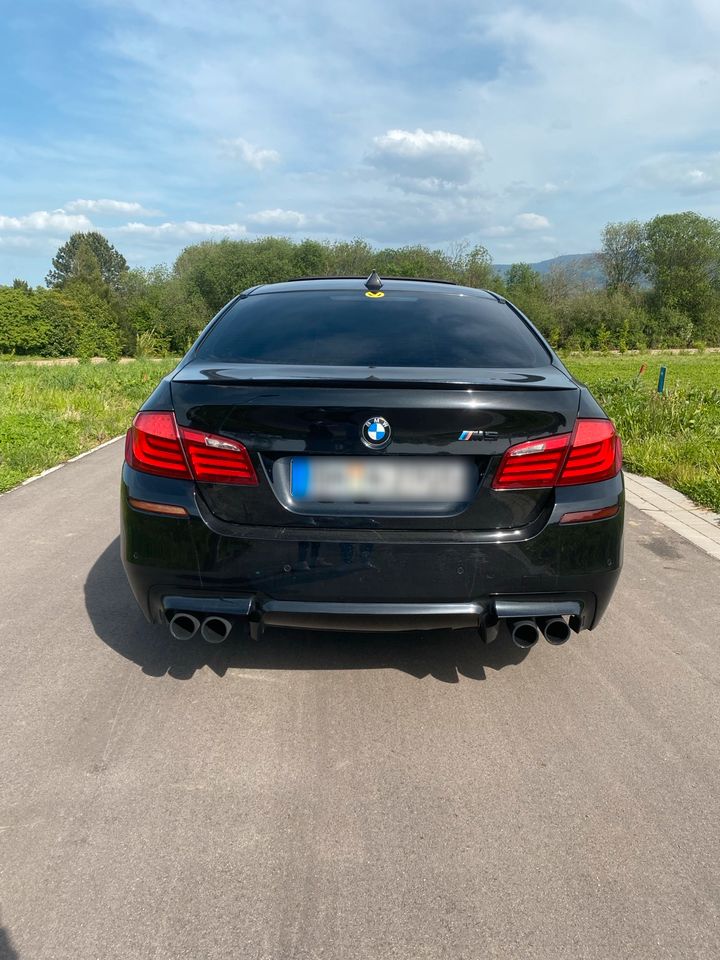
[144,592,604,637]
[121,465,624,634]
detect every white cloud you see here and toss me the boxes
[0,209,93,232]
[220,137,280,170]
[247,208,308,229]
[315,190,499,245]
[117,220,248,239]
[367,129,486,188]
[635,152,720,193]
[9,0,720,283]
[479,216,551,240]
[471,5,720,174]
[65,198,161,215]
[514,212,550,231]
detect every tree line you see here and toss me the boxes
[1,211,720,358]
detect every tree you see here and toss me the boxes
[46,232,128,291]
[122,265,211,353]
[62,282,122,359]
[35,289,85,357]
[451,242,497,290]
[505,263,544,298]
[374,244,457,281]
[643,212,720,323]
[544,263,581,306]
[598,220,646,289]
[0,288,42,353]
[502,263,554,337]
[324,239,374,277]
[67,240,106,295]
[294,239,329,277]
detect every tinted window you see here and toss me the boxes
[196,290,550,368]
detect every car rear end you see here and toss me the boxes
[121,278,623,647]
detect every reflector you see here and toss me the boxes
[128,498,189,516]
[559,504,620,524]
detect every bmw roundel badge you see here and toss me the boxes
[362,416,391,448]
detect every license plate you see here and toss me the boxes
[290,457,472,503]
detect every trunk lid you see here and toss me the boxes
[170,362,580,531]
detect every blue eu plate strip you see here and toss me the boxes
[291,458,310,498]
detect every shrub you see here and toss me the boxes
[65,283,123,359]
[134,328,169,359]
[0,288,44,354]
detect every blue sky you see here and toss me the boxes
[2,0,720,284]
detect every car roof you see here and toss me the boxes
[244,276,502,300]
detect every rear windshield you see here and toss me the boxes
[195,290,550,368]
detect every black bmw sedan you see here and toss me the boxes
[121,274,623,649]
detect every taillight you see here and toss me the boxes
[492,433,570,489]
[178,427,257,485]
[556,419,622,486]
[492,419,622,490]
[126,411,191,479]
[125,412,257,485]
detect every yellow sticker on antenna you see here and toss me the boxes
[365,290,384,298]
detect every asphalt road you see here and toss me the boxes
[1,440,719,960]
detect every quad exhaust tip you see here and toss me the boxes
[509,619,541,649]
[168,612,232,644]
[507,616,572,648]
[540,616,572,646]
[169,612,200,641]
[200,616,232,645]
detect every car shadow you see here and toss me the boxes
[0,924,19,960]
[85,538,531,683]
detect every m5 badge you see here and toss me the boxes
[458,430,499,441]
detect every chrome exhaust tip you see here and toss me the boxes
[169,612,200,641]
[509,619,541,650]
[540,617,572,646]
[200,616,232,644]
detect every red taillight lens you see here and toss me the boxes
[126,411,191,479]
[492,419,622,490]
[492,433,570,489]
[557,419,622,486]
[125,412,257,485]
[178,427,257,485]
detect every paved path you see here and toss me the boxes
[625,471,720,561]
[1,441,719,960]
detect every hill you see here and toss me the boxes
[494,253,604,285]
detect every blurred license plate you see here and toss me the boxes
[291,457,471,502]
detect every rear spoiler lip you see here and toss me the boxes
[171,363,578,390]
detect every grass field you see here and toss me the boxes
[562,352,720,511]
[0,360,176,493]
[1,353,718,510]
[561,351,720,391]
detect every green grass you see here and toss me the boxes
[562,352,720,511]
[0,360,177,493]
[561,350,720,391]
[0,352,718,512]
